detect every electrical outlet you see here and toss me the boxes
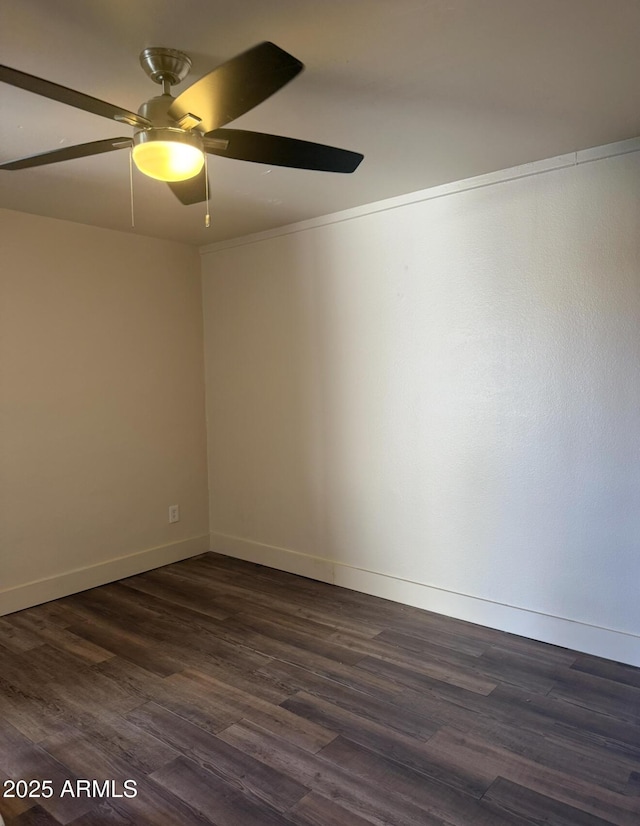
[169,504,180,523]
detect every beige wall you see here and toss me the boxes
[0,209,209,612]
[201,144,640,667]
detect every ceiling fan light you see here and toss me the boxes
[132,128,204,182]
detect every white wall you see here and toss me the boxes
[0,210,210,614]
[201,144,640,666]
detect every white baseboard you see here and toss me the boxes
[0,535,210,616]
[209,531,640,668]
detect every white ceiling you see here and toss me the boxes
[2,0,640,247]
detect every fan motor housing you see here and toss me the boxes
[137,94,176,126]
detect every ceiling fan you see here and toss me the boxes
[0,42,364,205]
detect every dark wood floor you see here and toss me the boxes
[0,553,639,825]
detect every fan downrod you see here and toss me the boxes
[139,47,192,89]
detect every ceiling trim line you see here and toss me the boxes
[199,136,640,257]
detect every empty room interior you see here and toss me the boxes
[1,1,640,824]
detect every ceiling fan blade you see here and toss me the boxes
[204,129,364,173]
[0,64,151,129]
[168,42,303,134]
[167,168,208,205]
[0,138,132,170]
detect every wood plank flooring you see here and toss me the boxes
[0,552,639,825]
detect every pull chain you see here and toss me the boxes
[129,149,135,228]
[204,153,211,228]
